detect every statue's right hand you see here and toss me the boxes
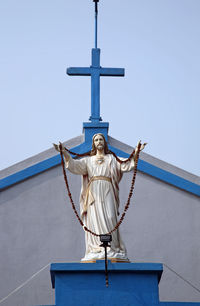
[53,142,70,161]
[53,143,61,152]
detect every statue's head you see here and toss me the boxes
[91,133,109,155]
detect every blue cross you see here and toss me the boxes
[67,48,125,122]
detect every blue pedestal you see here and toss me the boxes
[50,261,163,306]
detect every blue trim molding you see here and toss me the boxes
[0,145,199,196]
[0,155,60,190]
[0,124,199,196]
[50,261,163,288]
[160,303,200,305]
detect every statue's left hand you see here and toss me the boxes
[140,142,147,151]
[53,142,65,152]
[53,143,60,152]
[135,141,147,152]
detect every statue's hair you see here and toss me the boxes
[63,133,136,163]
[90,133,110,156]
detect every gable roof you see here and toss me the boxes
[0,134,199,196]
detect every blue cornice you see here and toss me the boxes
[50,261,163,288]
[0,144,199,196]
[160,303,200,305]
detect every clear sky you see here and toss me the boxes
[0,0,200,176]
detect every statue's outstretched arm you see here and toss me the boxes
[53,142,70,161]
[134,141,147,160]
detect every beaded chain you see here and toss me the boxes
[59,142,141,237]
[64,147,136,164]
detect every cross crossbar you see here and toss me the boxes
[66,48,125,122]
[67,67,124,77]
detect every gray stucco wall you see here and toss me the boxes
[0,137,200,306]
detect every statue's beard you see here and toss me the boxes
[96,144,104,150]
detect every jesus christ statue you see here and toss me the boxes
[54,134,146,262]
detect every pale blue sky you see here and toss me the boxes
[0,0,200,176]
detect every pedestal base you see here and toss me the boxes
[51,261,163,306]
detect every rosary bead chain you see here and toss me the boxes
[64,147,136,164]
[59,142,141,237]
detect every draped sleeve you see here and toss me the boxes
[65,155,87,175]
[117,157,135,173]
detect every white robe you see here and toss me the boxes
[65,154,135,261]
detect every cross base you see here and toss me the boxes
[83,121,109,143]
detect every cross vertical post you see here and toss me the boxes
[91,48,101,121]
[66,0,125,123]
[94,0,98,48]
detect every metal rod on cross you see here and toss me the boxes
[66,0,125,123]
[93,0,99,48]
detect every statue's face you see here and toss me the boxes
[94,134,105,151]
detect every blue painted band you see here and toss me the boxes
[0,145,199,196]
[50,261,163,288]
[50,261,163,272]
[138,159,200,195]
[160,303,200,305]
[109,145,200,197]
[0,155,61,190]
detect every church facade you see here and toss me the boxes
[0,1,200,305]
[0,128,200,305]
